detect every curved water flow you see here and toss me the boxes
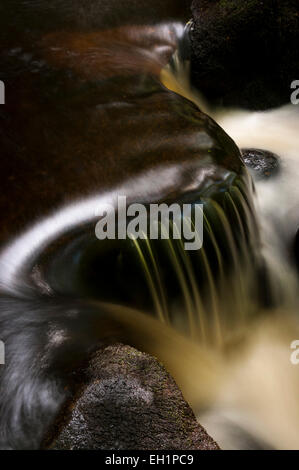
[1,5,299,448]
[162,42,299,449]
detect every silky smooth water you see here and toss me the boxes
[1,4,299,448]
[162,47,299,449]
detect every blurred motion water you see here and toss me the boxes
[163,44,299,449]
[1,0,299,450]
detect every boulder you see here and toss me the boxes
[241,148,279,179]
[45,344,219,450]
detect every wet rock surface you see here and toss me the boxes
[45,344,219,450]
[190,0,299,110]
[241,148,280,179]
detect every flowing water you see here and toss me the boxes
[162,46,299,449]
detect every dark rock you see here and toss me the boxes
[0,0,191,35]
[241,148,279,179]
[190,0,299,110]
[45,344,219,450]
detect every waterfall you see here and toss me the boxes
[160,36,299,449]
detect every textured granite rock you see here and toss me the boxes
[45,344,219,450]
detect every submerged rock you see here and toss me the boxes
[190,0,299,110]
[45,344,219,450]
[241,148,280,180]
